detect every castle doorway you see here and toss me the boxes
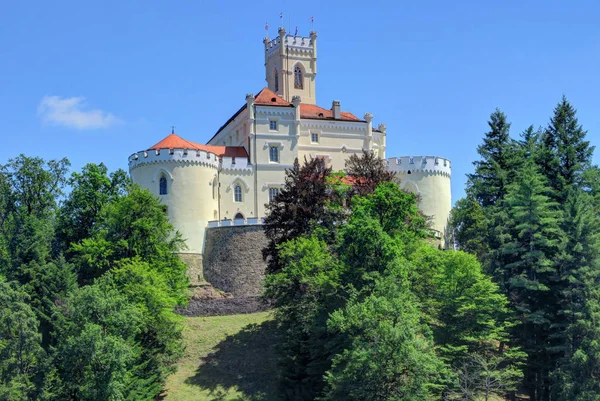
[234,212,245,220]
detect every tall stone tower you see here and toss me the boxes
[388,156,452,248]
[263,28,317,104]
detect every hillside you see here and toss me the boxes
[161,312,278,401]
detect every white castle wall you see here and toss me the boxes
[128,148,220,258]
[388,156,452,247]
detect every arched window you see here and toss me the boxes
[159,174,168,195]
[234,185,242,202]
[274,68,279,92]
[269,146,279,163]
[234,212,244,220]
[294,65,303,89]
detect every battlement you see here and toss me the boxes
[128,148,220,170]
[387,156,451,177]
[221,155,253,171]
[265,34,315,58]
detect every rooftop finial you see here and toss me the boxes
[279,12,283,28]
[311,16,314,31]
[171,125,175,134]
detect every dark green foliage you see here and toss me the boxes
[467,109,521,208]
[323,279,444,401]
[265,162,519,400]
[55,163,129,258]
[0,156,187,400]
[448,196,489,259]
[0,155,69,273]
[452,97,600,400]
[538,96,594,203]
[71,185,188,300]
[0,278,47,401]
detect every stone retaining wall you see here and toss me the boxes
[203,225,269,297]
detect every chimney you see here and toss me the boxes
[332,100,341,120]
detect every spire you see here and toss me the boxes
[171,125,175,134]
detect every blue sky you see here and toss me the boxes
[1,0,599,202]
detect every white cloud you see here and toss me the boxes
[37,96,122,130]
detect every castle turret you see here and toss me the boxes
[264,27,317,104]
[387,156,452,247]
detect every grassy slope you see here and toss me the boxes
[162,312,278,401]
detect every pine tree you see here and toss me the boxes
[551,191,600,400]
[538,96,594,203]
[467,109,521,207]
[501,161,563,401]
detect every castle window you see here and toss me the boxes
[234,185,243,202]
[274,68,279,92]
[269,120,278,131]
[159,174,168,195]
[234,212,244,220]
[269,187,279,202]
[294,65,303,89]
[269,146,279,163]
[311,132,319,143]
[212,177,217,200]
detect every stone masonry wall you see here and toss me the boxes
[203,225,269,297]
[178,253,204,286]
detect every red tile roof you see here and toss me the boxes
[299,104,361,121]
[254,88,293,106]
[147,133,248,158]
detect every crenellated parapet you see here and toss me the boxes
[265,34,315,58]
[221,156,253,172]
[387,155,451,177]
[128,148,220,171]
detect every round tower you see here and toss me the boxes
[128,145,220,282]
[387,156,452,247]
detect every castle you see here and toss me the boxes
[128,28,452,288]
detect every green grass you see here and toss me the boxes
[161,312,278,401]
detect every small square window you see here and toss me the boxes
[269,120,278,131]
[311,133,319,143]
[269,146,279,162]
[269,187,279,202]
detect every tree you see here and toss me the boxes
[344,150,396,196]
[538,96,594,203]
[323,278,445,401]
[501,161,563,400]
[71,186,188,299]
[551,191,600,400]
[55,163,129,258]
[263,158,343,274]
[467,109,521,208]
[52,283,142,401]
[448,196,489,258]
[0,155,69,273]
[264,236,345,401]
[0,278,47,401]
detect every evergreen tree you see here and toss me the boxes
[538,96,594,203]
[0,278,47,401]
[551,192,600,400]
[467,109,521,208]
[501,161,563,401]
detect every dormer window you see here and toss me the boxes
[159,174,168,195]
[294,65,303,89]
